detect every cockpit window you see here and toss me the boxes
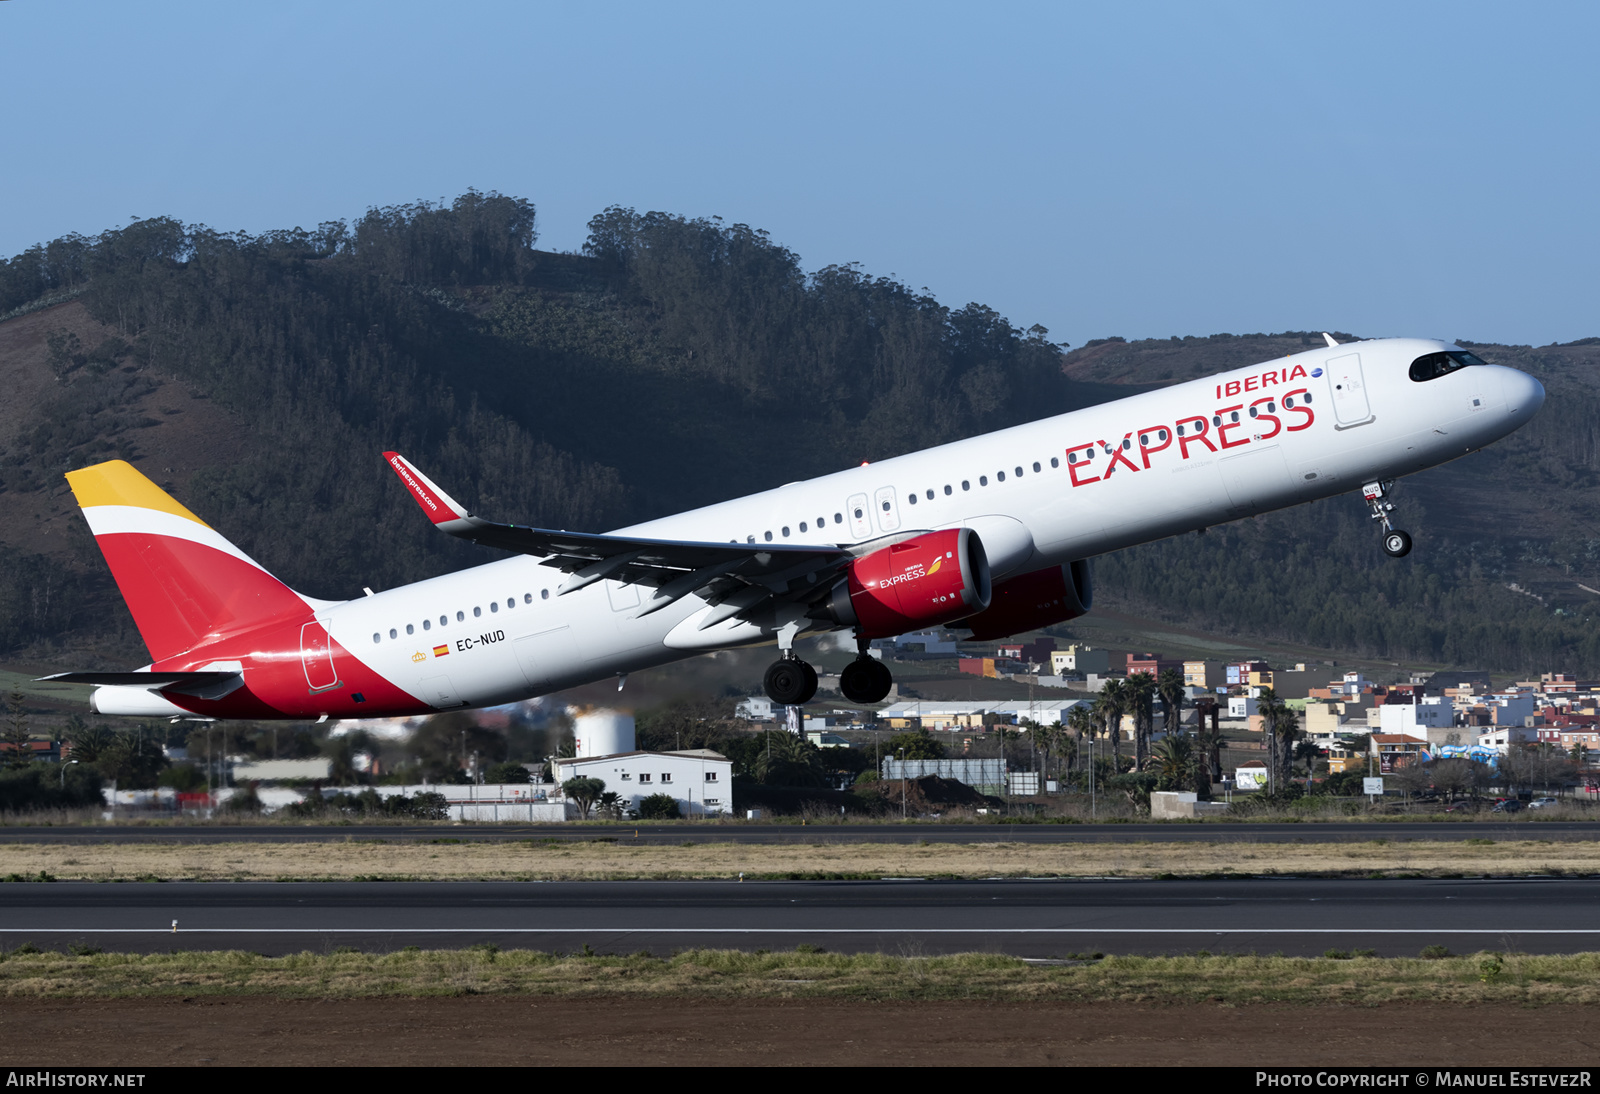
[1410,350,1487,382]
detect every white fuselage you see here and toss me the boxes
[322,338,1544,711]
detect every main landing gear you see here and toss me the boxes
[1363,480,1413,558]
[839,635,893,705]
[763,655,817,706]
[760,633,893,706]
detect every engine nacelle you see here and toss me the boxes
[955,559,1092,641]
[821,528,991,639]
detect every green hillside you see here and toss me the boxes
[0,193,1595,674]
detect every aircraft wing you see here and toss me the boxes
[383,452,854,622]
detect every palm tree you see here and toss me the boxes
[1095,678,1127,769]
[1066,704,1096,776]
[1194,720,1225,791]
[1126,672,1157,771]
[1256,687,1300,793]
[1157,668,1185,740]
[1147,734,1194,791]
[1256,688,1287,793]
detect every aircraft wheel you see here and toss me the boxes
[840,658,880,704]
[797,661,819,705]
[764,659,813,705]
[1382,530,1413,558]
[840,656,893,704]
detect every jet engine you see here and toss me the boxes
[817,528,991,639]
[954,559,1092,640]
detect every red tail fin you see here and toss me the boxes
[64,461,315,661]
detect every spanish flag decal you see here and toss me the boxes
[433,645,450,658]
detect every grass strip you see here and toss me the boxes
[0,947,1590,1005]
[4,839,1600,881]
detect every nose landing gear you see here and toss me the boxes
[1364,480,1413,558]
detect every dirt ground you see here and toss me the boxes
[8,837,1600,881]
[0,997,1592,1066]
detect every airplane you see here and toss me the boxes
[44,335,1545,720]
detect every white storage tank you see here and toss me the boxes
[573,708,636,758]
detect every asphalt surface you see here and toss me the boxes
[0,821,1595,844]
[0,877,1594,957]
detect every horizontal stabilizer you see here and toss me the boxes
[40,671,243,699]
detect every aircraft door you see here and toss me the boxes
[299,621,340,693]
[846,493,872,539]
[1220,445,1293,517]
[418,675,464,709]
[515,625,578,692]
[1325,353,1375,428]
[873,486,902,533]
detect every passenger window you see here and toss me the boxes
[1032,462,1040,473]
[1015,466,1023,477]
[473,606,482,618]
[490,602,499,613]
[907,494,917,505]
[1050,457,1059,468]
[925,489,934,500]
[961,480,970,490]
[506,598,514,609]
[541,590,549,600]
[764,531,773,542]
[979,476,988,486]
[372,633,381,644]
[781,526,790,537]
[423,619,431,630]
[944,485,952,495]
[389,628,397,639]
[800,521,808,532]
[456,611,465,622]
[406,624,414,635]
[440,615,447,626]
[997,471,1005,482]
[834,513,843,524]
[524,594,532,604]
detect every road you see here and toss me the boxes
[0,877,1594,957]
[0,820,1595,844]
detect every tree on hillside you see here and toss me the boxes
[3,693,31,770]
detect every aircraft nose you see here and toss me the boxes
[1503,368,1545,418]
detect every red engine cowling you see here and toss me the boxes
[956,559,1092,641]
[822,528,991,639]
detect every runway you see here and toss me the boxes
[0,821,1595,844]
[0,877,1594,957]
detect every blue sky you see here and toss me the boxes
[4,1,1596,347]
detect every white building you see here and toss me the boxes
[1378,700,1452,736]
[1476,726,1539,752]
[735,697,776,722]
[552,749,733,816]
